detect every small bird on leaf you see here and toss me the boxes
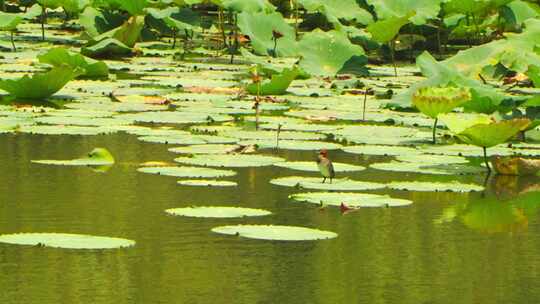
[317,149,335,184]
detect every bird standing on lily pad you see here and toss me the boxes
[317,149,335,183]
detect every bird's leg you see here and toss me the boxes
[322,177,326,184]
[329,178,332,184]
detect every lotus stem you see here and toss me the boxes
[172,31,176,49]
[41,6,46,41]
[272,37,278,58]
[10,31,16,52]
[432,118,438,144]
[362,88,368,121]
[390,39,397,77]
[294,0,299,40]
[483,146,491,174]
[276,123,282,151]
[230,13,238,64]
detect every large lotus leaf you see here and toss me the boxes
[105,0,148,15]
[342,145,421,156]
[387,181,484,192]
[290,192,413,207]
[506,0,540,25]
[211,225,337,241]
[412,86,471,119]
[81,38,133,58]
[79,7,126,37]
[237,11,298,57]
[37,0,63,9]
[0,233,134,249]
[457,119,531,148]
[0,66,82,100]
[270,176,385,191]
[439,113,493,134]
[138,166,236,178]
[0,12,23,31]
[366,15,411,43]
[166,206,270,218]
[246,67,299,95]
[177,180,238,187]
[219,0,275,13]
[32,148,115,166]
[274,161,365,172]
[169,144,240,154]
[443,0,507,14]
[62,0,91,15]
[239,140,342,151]
[174,154,284,167]
[366,0,442,24]
[370,161,484,175]
[38,48,109,78]
[93,16,145,48]
[298,30,366,77]
[297,0,373,25]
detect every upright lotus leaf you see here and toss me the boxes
[79,6,127,37]
[298,30,367,77]
[62,0,91,16]
[81,38,133,58]
[0,12,23,31]
[237,11,298,57]
[297,0,373,25]
[246,67,299,95]
[211,225,337,241]
[0,66,82,100]
[506,0,540,26]
[439,113,493,134]
[412,86,471,143]
[218,0,275,13]
[106,0,148,15]
[366,0,442,24]
[38,48,109,78]
[32,148,115,166]
[366,15,411,43]
[37,0,63,9]
[0,233,135,249]
[93,15,145,48]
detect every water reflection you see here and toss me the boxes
[437,175,540,233]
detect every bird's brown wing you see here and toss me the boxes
[329,161,335,178]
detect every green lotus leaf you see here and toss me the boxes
[457,119,531,148]
[79,6,126,37]
[38,48,109,78]
[32,148,115,166]
[218,0,275,13]
[270,176,385,191]
[412,86,471,119]
[92,15,145,48]
[0,233,135,249]
[166,206,269,218]
[298,0,373,25]
[177,180,238,187]
[211,225,337,241]
[0,66,82,100]
[290,192,413,207]
[298,30,366,77]
[174,154,284,167]
[387,181,484,192]
[342,145,421,156]
[119,111,233,124]
[219,130,325,141]
[138,166,236,178]
[239,140,341,151]
[237,11,298,57]
[35,116,132,127]
[370,161,484,175]
[18,125,115,135]
[0,12,24,31]
[395,154,469,165]
[273,161,365,172]
[138,135,236,145]
[419,144,514,157]
[81,38,133,58]
[439,113,493,134]
[366,15,411,43]
[246,67,299,95]
[169,144,240,154]
[366,0,442,25]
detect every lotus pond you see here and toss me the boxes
[2,0,540,303]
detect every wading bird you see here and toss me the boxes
[317,149,335,183]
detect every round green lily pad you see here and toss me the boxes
[274,161,365,172]
[396,154,469,164]
[165,206,270,218]
[219,130,325,141]
[169,144,240,154]
[18,125,116,135]
[342,145,421,156]
[0,233,135,249]
[387,181,484,192]
[290,192,413,207]
[239,139,343,151]
[211,225,338,241]
[370,161,483,175]
[174,154,285,167]
[177,180,238,187]
[138,166,236,178]
[32,148,115,166]
[270,176,384,191]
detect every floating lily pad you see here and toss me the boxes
[0,233,135,249]
[219,130,325,141]
[395,154,469,164]
[174,154,284,167]
[169,144,240,154]
[387,181,484,192]
[138,166,236,178]
[32,148,115,166]
[35,116,132,127]
[119,111,233,124]
[270,176,385,191]
[290,192,413,207]
[370,161,484,175]
[239,139,342,151]
[177,180,238,187]
[165,207,270,218]
[211,225,338,241]
[274,161,365,172]
[342,145,421,156]
[18,125,115,135]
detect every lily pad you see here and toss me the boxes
[168,144,240,154]
[370,161,484,175]
[271,176,385,191]
[342,145,421,156]
[138,166,236,178]
[32,148,115,166]
[387,181,484,192]
[177,180,238,187]
[290,192,413,207]
[0,233,135,249]
[165,207,270,218]
[211,225,338,241]
[274,161,365,172]
[239,139,342,151]
[174,154,284,167]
